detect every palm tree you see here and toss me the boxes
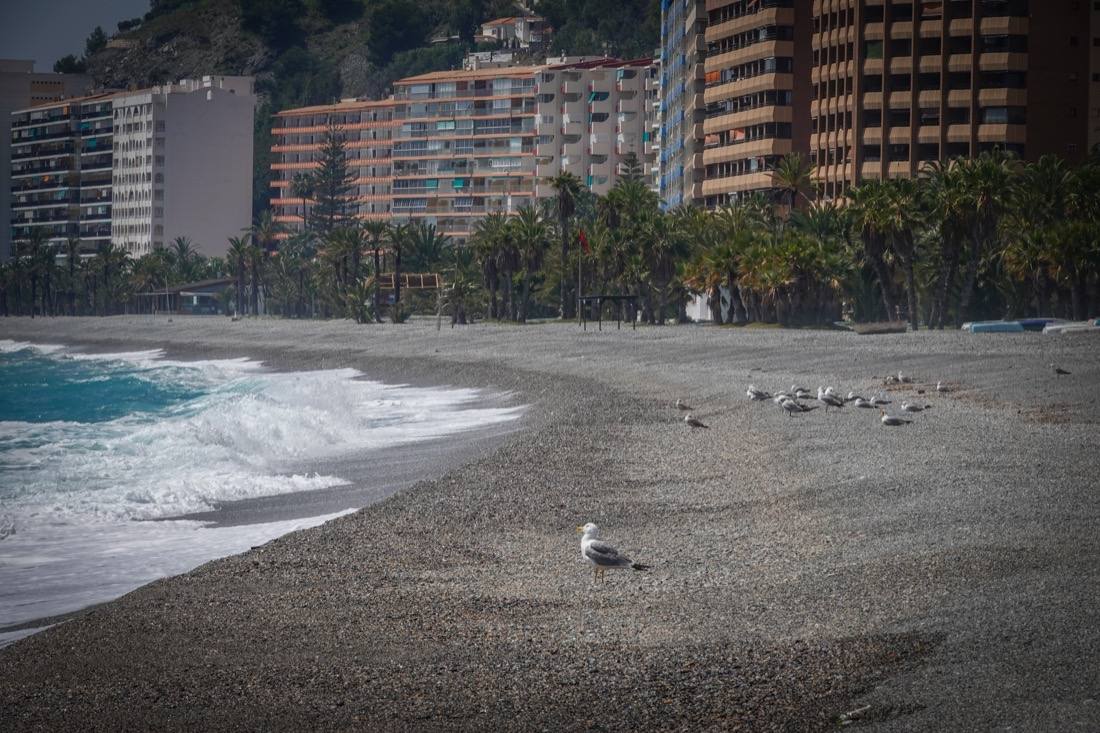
[93,241,131,316]
[847,181,899,321]
[404,221,450,273]
[471,213,508,320]
[771,152,816,214]
[361,220,390,322]
[251,209,286,255]
[169,236,198,284]
[547,171,583,319]
[247,237,265,316]
[954,150,1017,326]
[290,172,316,233]
[510,205,551,322]
[17,229,49,317]
[879,178,923,330]
[389,222,410,323]
[921,160,969,328]
[227,235,250,316]
[63,237,82,315]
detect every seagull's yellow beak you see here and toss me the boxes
[576,525,585,533]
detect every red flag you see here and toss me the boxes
[578,228,591,254]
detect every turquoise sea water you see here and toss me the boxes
[0,340,521,640]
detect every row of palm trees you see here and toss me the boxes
[5,149,1098,327]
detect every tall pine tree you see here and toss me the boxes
[308,121,356,235]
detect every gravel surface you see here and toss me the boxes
[0,316,1097,731]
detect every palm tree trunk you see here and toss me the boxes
[955,220,986,327]
[931,240,958,329]
[373,247,383,322]
[903,260,919,331]
[392,247,402,323]
[559,216,568,320]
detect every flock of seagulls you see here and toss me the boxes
[741,375,936,427]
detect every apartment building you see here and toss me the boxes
[9,76,254,259]
[111,76,255,257]
[1,59,92,258]
[658,0,707,208]
[9,93,114,254]
[811,0,1096,198]
[534,57,659,198]
[270,98,396,232]
[389,66,541,240]
[702,0,812,207]
[666,1,1099,207]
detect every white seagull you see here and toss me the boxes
[817,386,845,412]
[675,399,694,411]
[898,371,913,383]
[936,381,949,393]
[869,394,892,406]
[853,397,874,408]
[879,409,912,426]
[684,414,709,429]
[577,523,650,583]
[780,397,817,417]
[746,385,771,401]
[845,391,866,402]
[901,401,930,413]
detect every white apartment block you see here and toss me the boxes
[535,58,660,198]
[111,76,255,257]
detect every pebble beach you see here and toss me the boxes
[0,315,1097,731]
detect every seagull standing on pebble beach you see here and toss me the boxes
[577,523,650,583]
[675,399,694,410]
[684,414,709,429]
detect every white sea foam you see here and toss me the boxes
[0,343,524,632]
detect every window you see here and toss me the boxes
[888,143,910,161]
[865,5,884,22]
[946,107,969,124]
[890,38,912,56]
[890,73,912,91]
[920,107,940,124]
[981,71,1027,88]
[947,36,971,54]
[918,143,939,159]
[918,72,940,91]
[919,37,941,55]
[865,40,884,59]
[863,74,883,92]
[888,108,911,126]
[947,71,971,90]
[891,3,914,21]
[980,35,1028,53]
[862,144,882,161]
[980,106,1026,124]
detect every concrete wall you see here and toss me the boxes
[162,84,254,258]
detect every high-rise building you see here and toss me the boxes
[534,57,659,198]
[664,1,1100,207]
[811,0,1096,197]
[0,59,92,259]
[390,66,541,240]
[270,98,396,233]
[702,1,812,207]
[9,93,114,254]
[658,0,707,208]
[9,76,255,259]
[110,76,255,257]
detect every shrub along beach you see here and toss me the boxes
[4,148,1098,329]
[0,315,1097,730]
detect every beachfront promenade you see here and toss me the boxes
[0,316,1097,731]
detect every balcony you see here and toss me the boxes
[11,143,75,161]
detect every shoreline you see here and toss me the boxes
[1,316,1098,731]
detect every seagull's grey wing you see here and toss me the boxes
[584,540,632,568]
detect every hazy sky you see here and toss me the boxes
[0,0,151,72]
